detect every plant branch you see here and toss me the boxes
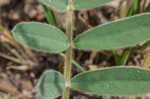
[59,53,86,72]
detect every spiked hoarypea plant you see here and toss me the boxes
[12,0,150,99]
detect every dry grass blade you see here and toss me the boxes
[7,65,32,71]
[0,53,27,65]
[0,24,38,70]
[0,24,37,63]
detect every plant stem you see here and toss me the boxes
[60,53,86,72]
[42,3,85,72]
[62,1,74,99]
[42,2,85,73]
[72,60,85,72]
[64,6,73,82]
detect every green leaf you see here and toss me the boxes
[71,66,150,96]
[37,70,66,99]
[38,0,68,11]
[12,22,68,53]
[73,0,112,10]
[74,13,150,51]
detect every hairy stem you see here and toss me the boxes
[41,4,85,72]
[59,53,86,72]
[62,2,74,99]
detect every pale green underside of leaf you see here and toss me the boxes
[38,0,68,11]
[12,22,68,53]
[73,0,112,10]
[71,66,150,96]
[74,13,150,51]
[37,70,66,99]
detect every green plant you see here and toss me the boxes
[11,0,150,99]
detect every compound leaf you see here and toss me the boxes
[74,13,150,51]
[71,66,150,96]
[12,22,68,53]
[37,70,66,99]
